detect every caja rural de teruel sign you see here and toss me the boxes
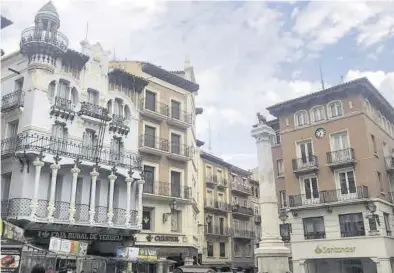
[25,230,125,242]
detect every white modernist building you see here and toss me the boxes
[1,1,147,260]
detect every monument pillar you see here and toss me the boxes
[251,116,290,273]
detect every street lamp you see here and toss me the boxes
[278,209,291,242]
[163,199,178,223]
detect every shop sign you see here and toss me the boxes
[314,246,356,254]
[26,230,124,242]
[116,247,139,261]
[1,243,22,273]
[1,221,24,242]
[49,237,88,256]
[153,235,180,242]
[138,248,157,260]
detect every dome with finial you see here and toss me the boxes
[34,1,60,30]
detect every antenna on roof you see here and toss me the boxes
[319,63,325,90]
[341,75,344,84]
[85,22,89,40]
[208,120,212,152]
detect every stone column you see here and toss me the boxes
[47,163,61,222]
[125,177,132,227]
[107,172,117,226]
[30,158,45,221]
[137,179,145,229]
[69,166,81,223]
[374,258,392,273]
[251,121,290,273]
[292,260,306,273]
[89,168,99,225]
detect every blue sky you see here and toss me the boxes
[2,0,394,169]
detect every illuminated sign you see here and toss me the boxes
[314,246,356,254]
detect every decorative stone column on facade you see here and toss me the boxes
[125,177,132,227]
[30,158,45,221]
[47,163,61,222]
[89,168,99,225]
[137,179,145,229]
[251,118,290,273]
[372,257,393,273]
[107,172,117,226]
[69,166,81,222]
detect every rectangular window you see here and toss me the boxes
[279,190,287,208]
[82,129,97,158]
[339,213,365,237]
[171,100,181,120]
[330,131,349,151]
[145,91,156,111]
[275,131,281,144]
[277,159,284,176]
[7,120,19,138]
[14,77,24,91]
[206,191,213,206]
[171,210,181,232]
[110,137,123,161]
[142,209,152,230]
[143,166,155,194]
[206,166,213,180]
[171,133,181,154]
[303,217,326,239]
[219,242,226,257]
[377,171,383,192]
[144,126,156,148]
[371,134,377,154]
[87,89,99,105]
[338,170,356,195]
[1,173,11,201]
[207,242,214,257]
[171,171,181,198]
[217,170,223,184]
[219,218,225,235]
[384,213,391,236]
[280,223,291,242]
[303,177,319,199]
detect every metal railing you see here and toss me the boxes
[169,107,192,124]
[78,102,110,120]
[143,181,191,199]
[52,96,74,112]
[340,230,365,238]
[288,186,369,207]
[204,201,230,211]
[231,183,251,194]
[205,225,231,236]
[232,229,254,239]
[140,98,169,116]
[20,27,68,52]
[327,148,355,165]
[170,142,192,157]
[1,90,24,112]
[232,204,254,216]
[292,156,318,171]
[304,231,326,240]
[15,132,141,169]
[140,134,169,152]
[111,114,127,126]
[218,179,228,187]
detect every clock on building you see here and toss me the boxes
[315,128,326,139]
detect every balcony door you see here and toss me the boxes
[145,91,156,111]
[330,132,350,161]
[219,217,225,235]
[87,89,99,105]
[171,133,181,154]
[171,171,181,198]
[144,126,156,148]
[82,130,97,159]
[206,190,213,207]
[144,166,155,194]
[300,176,319,205]
[171,100,181,120]
[336,169,357,200]
[296,141,313,168]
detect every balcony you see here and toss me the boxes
[254,215,261,224]
[232,204,254,217]
[385,156,394,173]
[327,148,356,169]
[204,201,230,213]
[50,96,75,121]
[288,186,369,208]
[78,102,111,121]
[232,229,254,239]
[1,90,24,113]
[206,175,217,188]
[167,107,192,129]
[143,181,191,200]
[217,179,228,189]
[140,98,168,121]
[205,225,231,236]
[292,156,318,175]
[109,114,130,136]
[139,134,169,156]
[231,183,251,195]
[167,143,193,162]
[2,198,138,228]
[20,27,68,55]
[1,137,17,159]
[15,132,142,169]
[304,231,326,240]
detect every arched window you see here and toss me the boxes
[124,105,131,121]
[114,98,123,116]
[294,110,309,127]
[310,105,325,123]
[70,87,78,106]
[48,81,56,99]
[107,100,112,115]
[327,101,343,118]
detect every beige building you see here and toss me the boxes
[198,151,260,272]
[109,60,201,265]
[267,78,394,273]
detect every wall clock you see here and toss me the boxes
[315,128,326,139]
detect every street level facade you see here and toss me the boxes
[267,78,394,273]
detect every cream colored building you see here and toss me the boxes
[267,78,394,273]
[198,151,260,272]
[109,60,201,265]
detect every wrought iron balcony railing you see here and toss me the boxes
[169,107,192,124]
[140,134,169,152]
[15,132,142,169]
[204,201,230,211]
[1,90,24,112]
[170,142,192,157]
[218,179,228,187]
[2,198,138,227]
[232,229,254,239]
[78,102,111,120]
[327,148,355,165]
[143,181,192,200]
[205,225,231,236]
[340,229,365,238]
[292,156,318,172]
[232,204,254,216]
[304,231,326,240]
[288,186,369,207]
[109,114,130,135]
[231,183,251,195]
[140,98,169,116]
[20,27,68,53]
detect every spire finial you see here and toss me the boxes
[185,54,191,68]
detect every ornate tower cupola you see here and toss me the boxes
[20,1,68,73]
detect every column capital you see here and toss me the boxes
[137,179,145,185]
[90,169,99,177]
[108,174,118,182]
[50,163,60,170]
[33,159,45,167]
[125,177,133,184]
[251,123,275,142]
[71,167,81,174]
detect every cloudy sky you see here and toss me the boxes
[2,0,394,169]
